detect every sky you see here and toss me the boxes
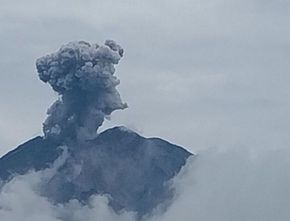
[1,0,290,156]
[1,1,290,220]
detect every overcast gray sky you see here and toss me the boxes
[0,0,290,156]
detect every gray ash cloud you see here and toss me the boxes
[36,40,127,142]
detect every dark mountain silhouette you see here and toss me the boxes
[0,126,192,217]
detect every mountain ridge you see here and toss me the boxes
[0,126,192,217]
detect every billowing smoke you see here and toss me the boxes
[36,40,127,141]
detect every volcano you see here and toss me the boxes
[0,126,192,216]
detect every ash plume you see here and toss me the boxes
[36,40,127,142]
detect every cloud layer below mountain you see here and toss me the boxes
[1,145,289,221]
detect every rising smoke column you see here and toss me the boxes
[36,40,127,142]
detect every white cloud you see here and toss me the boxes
[1,145,290,220]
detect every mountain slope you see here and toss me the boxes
[0,126,192,216]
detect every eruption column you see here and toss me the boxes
[36,40,127,142]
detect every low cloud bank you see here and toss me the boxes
[152,147,290,221]
[0,145,289,221]
[0,146,136,221]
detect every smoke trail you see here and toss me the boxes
[36,40,127,142]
